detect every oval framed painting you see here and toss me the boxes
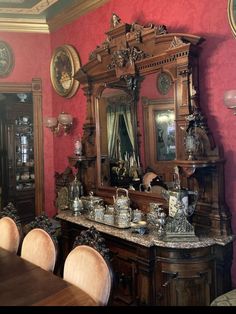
[50,44,81,98]
[0,41,14,78]
[228,0,236,37]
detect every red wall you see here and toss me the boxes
[2,0,236,287]
[0,32,56,218]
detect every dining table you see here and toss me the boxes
[0,247,97,306]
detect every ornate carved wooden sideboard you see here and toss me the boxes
[56,15,234,306]
[57,212,233,306]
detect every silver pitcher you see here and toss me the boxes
[162,188,198,218]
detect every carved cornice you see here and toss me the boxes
[73,226,111,261]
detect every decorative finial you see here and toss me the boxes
[111,13,121,28]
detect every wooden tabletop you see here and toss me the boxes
[0,247,97,306]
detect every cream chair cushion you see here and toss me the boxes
[21,228,56,272]
[63,245,112,306]
[210,289,236,306]
[0,216,20,253]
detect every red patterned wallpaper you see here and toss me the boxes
[1,0,236,286]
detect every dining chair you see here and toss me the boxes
[63,226,113,306]
[210,289,236,306]
[21,228,57,272]
[0,216,20,253]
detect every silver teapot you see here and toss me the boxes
[113,188,130,210]
[81,191,104,216]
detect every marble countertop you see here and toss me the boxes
[56,211,234,249]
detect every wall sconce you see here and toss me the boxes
[224,90,236,115]
[44,112,73,135]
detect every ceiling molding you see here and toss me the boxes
[48,0,109,33]
[0,0,57,15]
[0,0,109,33]
[0,18,49,33]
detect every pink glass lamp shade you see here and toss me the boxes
[44,112,73,135]
[224,90,236,111]
[58,112,73,125]
[44,117,58,128]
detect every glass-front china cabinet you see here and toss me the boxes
[1,93,35,223]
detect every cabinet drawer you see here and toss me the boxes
[156,246,212,260]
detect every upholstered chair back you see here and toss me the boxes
[63,244,112,306]
[0,216,20,253]
[21,228,56,272]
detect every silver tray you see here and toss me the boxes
[85,215,130,229]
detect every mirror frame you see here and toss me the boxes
[75,15,205,210]
[0,78,44,216]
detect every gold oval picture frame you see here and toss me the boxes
[0,41,14,78]
[228,0,236,37]
[50,44,81,98]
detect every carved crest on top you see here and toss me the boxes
[110,13,121,28]
[107,46,148,70]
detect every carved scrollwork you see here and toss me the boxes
[0,202,21,228]
[23,214,58,245]
[108,49,129,69]
[130,22,167,35]
[108,46,148,70]
[73,225,111,262]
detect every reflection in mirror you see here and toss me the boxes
[155,109,175,161]
[139,70,176,184]
[99,88,141,189]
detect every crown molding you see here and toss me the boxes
[48,0,109,32]
[0,0,57,15]
[0,18,49,33]
[0,0,109,33]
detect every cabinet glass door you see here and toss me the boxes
[15,114,34,192]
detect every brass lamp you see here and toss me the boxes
[224,90,236,114]
[44,112,73,135]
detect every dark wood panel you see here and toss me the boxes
[58,218,232,306]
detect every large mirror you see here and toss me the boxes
[98,85,141,190]
[75,15,205,207]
